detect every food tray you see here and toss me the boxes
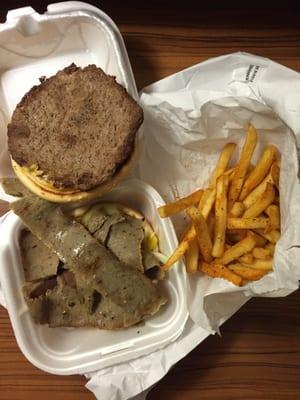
[0,179,188,374]
[0,2,188,374]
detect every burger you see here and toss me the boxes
[7,64,143,203]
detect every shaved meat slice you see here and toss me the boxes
[11,197,167,327]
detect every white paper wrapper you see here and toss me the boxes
[1,52,300,400]
[138,52,300,332]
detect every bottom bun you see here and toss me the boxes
[11,145,137,204]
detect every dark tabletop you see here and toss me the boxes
[1,1,300,399]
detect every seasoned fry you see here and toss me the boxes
[228,124,258,209]
[198,187,216,219]
[252,247,271,260]
[185,239,199,274]
[228,263,267,281]
[212,175,229,258]
[229,201,245,217]
[243,163,279,209]
[200,262,242,286]
[239,253,254,264]
[239,145,277,200]
[250,231,268,247]
[227,217,270,230]
[265,204,280,230]
[265,242,275,255]
[243,259,273,271]
[209,143,237,187]
[158,127,281,286]
[255,229,280,244]
[243,183,275,218]
[163,228,195,271]
[215,232,256,265]
[187,206,213,262]
[207,213,215,242]
[158,189,203,218]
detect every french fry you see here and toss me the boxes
[207,212,215,242]
[243,183,275,218]
[229,201,245,217]
[212,175,229,258]
[243,163,279,209]
[227,217,270,230]
[228,124,258,209]
[198,187,216,219]
[265,204,280,230]
[239,145,277,200]
[255,229,280,244]
[158,126,281,286]
[209,143,237,187]
[185,238,199,273]
[228,263,267,281]
[215,232,256,265]
[226,229,247,244]
[158,189,203,218]
[250,231,268,247]
[200,262,242,286]
[163,228,196,271]
[252,247,271,260]
[187,206,213,262]
[265,242,275,255]
[243,259,273,271]
[239,253,254,264]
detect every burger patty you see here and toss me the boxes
[7,64,143,191]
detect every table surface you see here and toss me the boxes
[1,2,300,399]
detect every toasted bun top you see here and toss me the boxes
[8,64,143,191]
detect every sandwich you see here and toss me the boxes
[7,64,143,203]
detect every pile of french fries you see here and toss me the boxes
[158,124,281,286]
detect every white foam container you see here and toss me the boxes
[0,3,188,374]
[0,1,139,198]
[0,179,188,374]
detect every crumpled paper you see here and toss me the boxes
[138,94,300,332]
[1,52,300,400]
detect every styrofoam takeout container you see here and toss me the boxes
[0,179,188,374]
[0,0,139,199]
[0,2,188,374]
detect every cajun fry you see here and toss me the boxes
[239,145,277,200]
[185,238,199,273]
[243,259,273,271]
[187,206,213,262]
[228,263,267,281]
[250,231,268,247]
[265,242,275,255]
[252,247,271,260]
[228,124,258,209]
[265,204,280,230]
[255,229,280,244]
[227,217,270,230]
[198,187,216,219]
[229,201,245,217]
[212,175,229,258]
[207,212,215,242]
[243,163,279,209]
[243,183,275,218]
[158,125,281,286]
[200,262,242,286]
[215,232,256,265]
[158,189,203,218]
[239,253,254,264]
[163,228,195,271]
[209,143,237,187]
